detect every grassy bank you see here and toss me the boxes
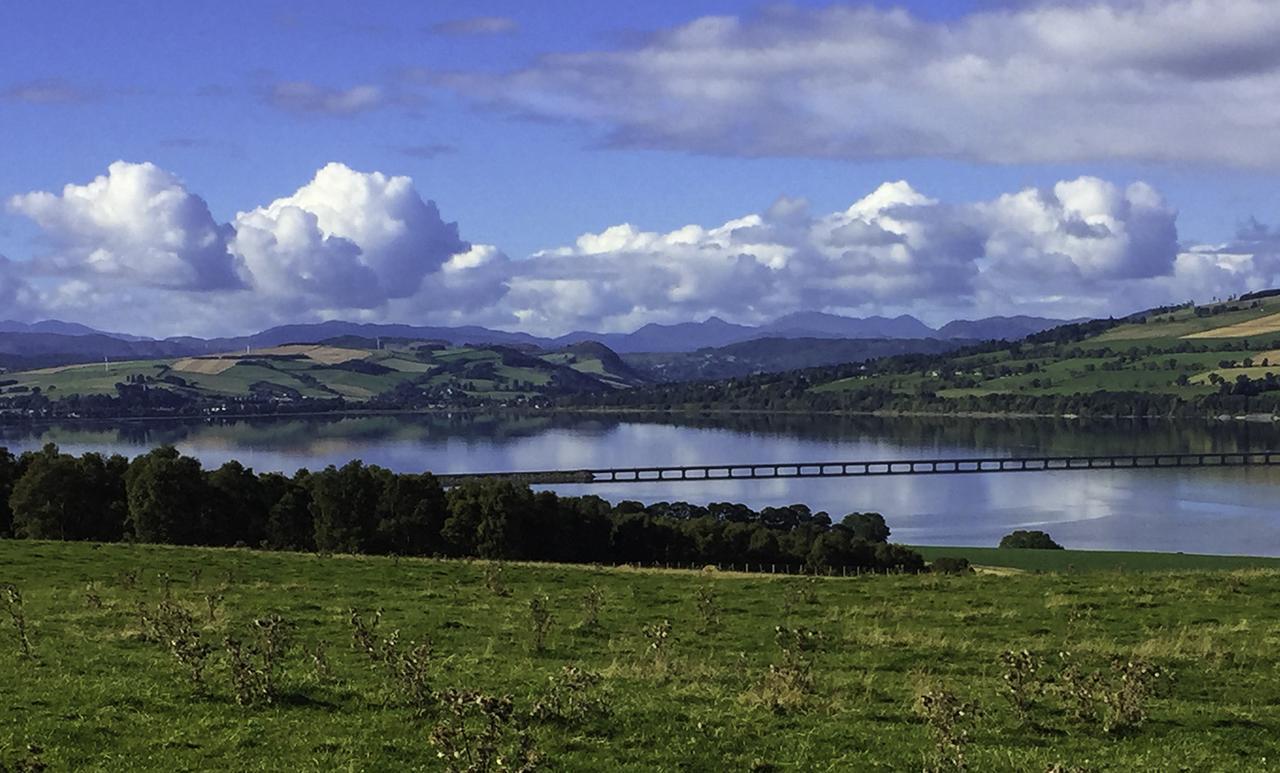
[3,540,1279,770]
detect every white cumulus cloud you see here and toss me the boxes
[230,162,470,309]
[4,162,1278,338]
[496,176,1181,334]
[7,161,242,290]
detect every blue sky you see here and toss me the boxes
[3,1,1280,336]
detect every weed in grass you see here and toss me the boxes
[746,626,823,714]
[528,595,553,654]
[1055,652,1171,734]
[774,624,824,654]
[999,649,1043,722]
[118,568,138,591]
[84,582,103,610]
[225,614,292,706]
[1057,652,1105,725]
[530,665,608,725]
[695,585,720,633]
[782,578,819,616]
[913,685,981,772]
[430,690,541,772]
[1098,658,1170,734]
[204,592,223,623]
[1,584,33,659]
[349,609,435,715]
[309,640,331,681]
[349,607,385,661]
[386,633,435,716]
[224,639,270,706]
[143,599,213,694]
[641,619,673,674]
[581,585,604,629]
[484,564,511,598]
[3,743,47,772]
[751,650,815,714]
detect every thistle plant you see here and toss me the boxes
[1054,651,1168,732]
[531,666,608,725]
[782,578,819,616]
[349,607,385,661]
[2,583,34,658]
[484,563,511,598]
[750,626,824,713]
[309,640,331,681]
[144,599,212,693]
[1055,651,1102,724]
[641,619,673,673]
[914,686,980,772]
[430,690,541,773]
[528,595,554,653]
[348,608,435,715]
[999,649,1043,721]
[204,592,224,623]
[4,743,46,773]
[581,585,604,629]
[223,613,293,706]
[1098,657,1170,734]
[694,585,720,633]
[387,633,435,716]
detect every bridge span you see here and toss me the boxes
[438,450,1280,486]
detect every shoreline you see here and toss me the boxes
[0,404,1261,429]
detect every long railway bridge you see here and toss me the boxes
[437,450,1280,486]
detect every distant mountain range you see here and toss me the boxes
[0,313,1069,371]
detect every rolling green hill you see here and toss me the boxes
[587,294,1280,417]
[0,339,649,413]
[624,336,970,381]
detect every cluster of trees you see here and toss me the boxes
[0,386,351,421]
[999,530,1064,550]
[0,445,924,573]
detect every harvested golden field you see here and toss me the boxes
[23,362,92,375]
[171,357,237,375]
[1183,311,1280,338]
[257,344,370,364]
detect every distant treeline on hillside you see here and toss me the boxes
[0,445,923,574]
[575,312,1280,418]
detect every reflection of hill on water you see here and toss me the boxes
[600,412,1280,457]
[2,411,1279,459]
[0,413,573,450]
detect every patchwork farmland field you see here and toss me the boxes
[0,340,648,405]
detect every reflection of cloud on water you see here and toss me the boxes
[6,416,1280,555]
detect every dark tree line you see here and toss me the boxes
[0,445,923,574]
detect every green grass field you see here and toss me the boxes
[913,546,1280,572]
[3,540,1279,770]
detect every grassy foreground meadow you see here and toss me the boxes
[4,541,1280,771]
